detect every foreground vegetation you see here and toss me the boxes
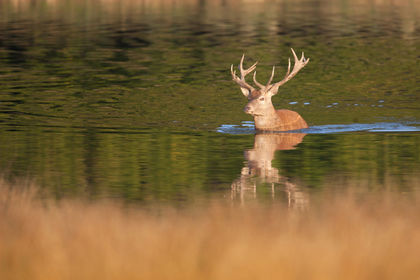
[1,179,420,280]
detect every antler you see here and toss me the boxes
[231,54,258,97]
[253,48,309,95]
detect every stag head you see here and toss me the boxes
[231,49,309,117]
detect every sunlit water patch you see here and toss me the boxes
[217,121,420,134]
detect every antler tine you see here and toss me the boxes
[291,48,298,64]
[266,66,275,87]
[230,64,241,81]
[231,54,258,95]
[289,48,309,77]
[267,48,310,93]
[252,65,276,90]
[240,54,258,77]
[253,71,265,89]
[230,64,235,79]
[239,54,245,73]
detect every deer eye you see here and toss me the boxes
[259,97,265,102]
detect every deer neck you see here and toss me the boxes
[253,104,279,131]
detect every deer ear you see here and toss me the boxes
[239,87,251,98]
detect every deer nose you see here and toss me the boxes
[244,106,252,114]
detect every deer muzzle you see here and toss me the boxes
[244,106,253,114]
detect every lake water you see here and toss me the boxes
[0,0,419,206]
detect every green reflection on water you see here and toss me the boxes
[1,129,419,203]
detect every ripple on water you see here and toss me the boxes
[217,121,420,134]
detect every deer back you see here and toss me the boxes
[274,110,308,131]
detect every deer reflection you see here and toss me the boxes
[231,133,308,209]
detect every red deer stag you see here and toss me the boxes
[231,49,309,131]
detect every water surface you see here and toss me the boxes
[0,0,419,205]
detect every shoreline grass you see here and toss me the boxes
[1,180,420,280]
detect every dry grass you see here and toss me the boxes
[1,180,420,280]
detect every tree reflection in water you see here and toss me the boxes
[232,133,308,209]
